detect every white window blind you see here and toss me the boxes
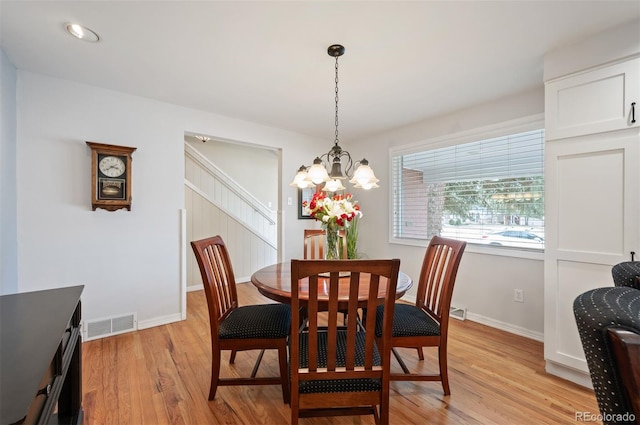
[391,129,545,249]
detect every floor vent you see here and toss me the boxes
[84,313,137,341]
[450,306,467,321]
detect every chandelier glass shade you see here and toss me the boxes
[290,44,379,192]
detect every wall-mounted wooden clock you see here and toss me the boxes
[86,141,137,211]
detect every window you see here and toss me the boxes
[391,126,544,250]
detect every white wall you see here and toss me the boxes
[0,48,18,294]
[14,71,322,327]
[351,87,546,339]
[544,19,640,81]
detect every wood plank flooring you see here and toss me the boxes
[82,284,599,424]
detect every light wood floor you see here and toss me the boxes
[82,284,599,424]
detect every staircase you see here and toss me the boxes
[184,143,278,287]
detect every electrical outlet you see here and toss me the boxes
[514,289,524,303]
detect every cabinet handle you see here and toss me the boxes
[632,102,636,124]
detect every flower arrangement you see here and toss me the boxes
[303,192,362,228]
[303,192,363,259]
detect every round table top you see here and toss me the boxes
[250,261,413,306]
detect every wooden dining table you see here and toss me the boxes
[251,261,413,308]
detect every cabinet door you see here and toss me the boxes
[544,133,639,378]
[545,58,639,140]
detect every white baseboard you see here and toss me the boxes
[465,312,544,342]
[187,277,249,293]
[545,360,593,389]
[137,313,183,330]
[187,283,203,292]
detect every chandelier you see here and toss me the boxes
[290,44,379,192]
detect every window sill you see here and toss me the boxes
[390,237,544,261]
[465,243,544,260]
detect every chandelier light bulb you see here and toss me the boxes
[307,160,329,185]
[322,179,346,192]
[349,160,379,187]
[289,166,313,188]
[353,181,380,190]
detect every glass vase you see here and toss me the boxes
[324,224,340,260]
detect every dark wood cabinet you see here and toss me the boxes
[0,285,84,425]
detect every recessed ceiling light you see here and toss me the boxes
[65,23,99,42]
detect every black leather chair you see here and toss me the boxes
[574,286,640,424]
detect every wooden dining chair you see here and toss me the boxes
[303,228,347,260]
[376,235,466,395]
[190,235,290,402]
[304,228,352,326]
[289,259,401,425]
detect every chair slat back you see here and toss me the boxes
[291,259,400,382]
[303,229,325,259]
[191,236,239,330]
[303,229,348,259]
[416,236,466,321]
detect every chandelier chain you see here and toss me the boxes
[334,55,339,146]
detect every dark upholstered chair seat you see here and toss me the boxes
[219,304,291,339]
[612,261,640,289]
[574,286,640,423]
[297,330,381,394]
[374,303,440,338]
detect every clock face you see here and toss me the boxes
[99,156,126,178]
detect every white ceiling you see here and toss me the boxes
[1,1,638,141]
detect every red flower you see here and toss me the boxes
[300,191,362,228]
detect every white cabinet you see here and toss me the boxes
[544,57,640,386]
[545,58,639,141]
